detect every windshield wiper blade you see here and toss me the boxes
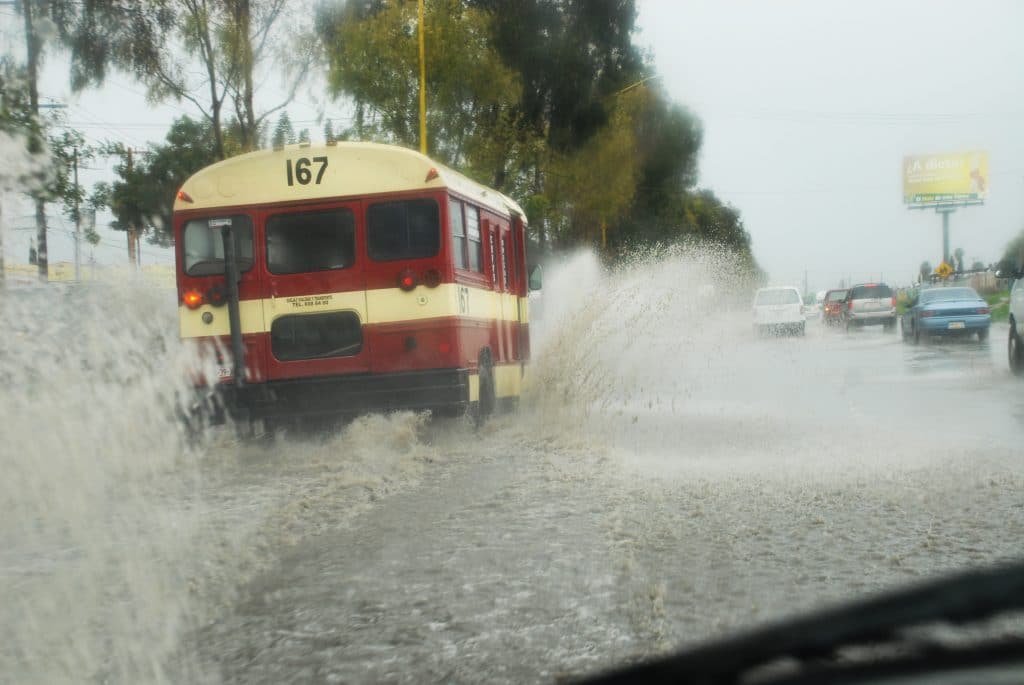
[578,560,1024,685]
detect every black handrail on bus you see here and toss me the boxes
[220,222,246,389]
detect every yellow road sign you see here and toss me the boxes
[935,261,954,279]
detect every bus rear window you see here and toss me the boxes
[367,199,440,261]
[183,215,254,276]
[267,208,356,275]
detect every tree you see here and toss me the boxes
[94,116,220,247]
[318,0,527,185]
[2,52,101,276]
[46,128,102,247]
[9,0,70,279]
[272,111,295,147]
[1001,227,1024,271]
[479,0,646,151]
[920,261,933,283]
[953,247,964,273]
[65,0,315,159]
[317,0,760,278]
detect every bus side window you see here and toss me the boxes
[449,198,467,270]
[488,223,499,290]
[503,234,511,291]
[466,205,482,272]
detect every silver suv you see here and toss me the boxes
[843,282,897,331]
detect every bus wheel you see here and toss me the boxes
[475,350,496,426]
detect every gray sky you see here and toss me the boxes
[636,0,1024,291]
[6,0,1024,289]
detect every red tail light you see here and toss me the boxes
[848,300,854,310]
[890,297,896,307]
[397,269,417,291]
[977,307,990,314]
[182,289,204,309]
[922,310,936,317]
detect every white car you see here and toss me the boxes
[753,286,806,336]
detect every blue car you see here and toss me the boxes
[901,286,991,343]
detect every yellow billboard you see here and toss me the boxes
[903,151,988,206]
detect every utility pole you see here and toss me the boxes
[73,146,81,281]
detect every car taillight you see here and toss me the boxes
[977,307,990,314]
[182,289,204,309]
[922,310,936,317]
[848,300,854,310]
[890,297,896,307]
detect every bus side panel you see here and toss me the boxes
[362,317,463,374]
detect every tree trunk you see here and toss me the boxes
[239,0,256,150]
[22,0,48,281]
[127,229,137,265]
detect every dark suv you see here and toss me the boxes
[843,282,897,331]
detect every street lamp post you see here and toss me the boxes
[418,0,427,155]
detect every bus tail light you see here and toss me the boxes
[176,189,194,203]
[206,284,227,307]
[397,269,417,291]
[183,290,204,309]
[423,268,442,288]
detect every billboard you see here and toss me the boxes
[903,151,988,206]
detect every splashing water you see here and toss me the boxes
[0,282,441,683]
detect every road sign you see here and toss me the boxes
[935,261,954,279]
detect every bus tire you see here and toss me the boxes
[475,350,496,425]
[1009,319,1024,376]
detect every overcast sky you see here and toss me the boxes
[6,1,1024,290]
[635,0,1024,291]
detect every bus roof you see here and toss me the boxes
[173,141,526,220]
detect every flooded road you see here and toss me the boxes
[3,252,1023,683]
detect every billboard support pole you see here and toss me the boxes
[936,206,956,266]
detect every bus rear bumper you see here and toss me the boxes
[207,368,472,423]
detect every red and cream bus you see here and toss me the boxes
[173,141,537,428]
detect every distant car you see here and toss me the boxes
[752,286,805,336]
[804,290,824,320]
[842,282,896,331]
[821,288,848,326]
[901,286,991,343]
